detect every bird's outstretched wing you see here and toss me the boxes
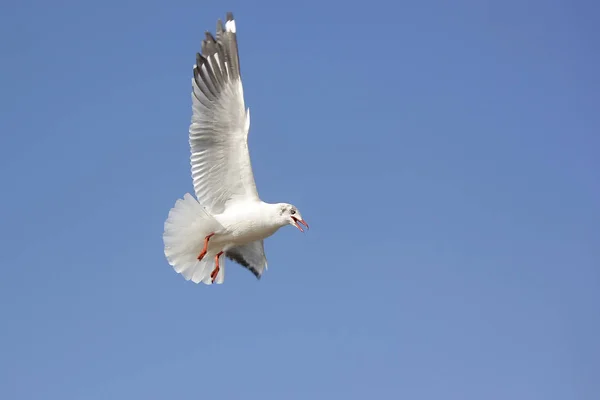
[225,240,268,279]
[189,12,259,214]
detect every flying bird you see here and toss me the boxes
[163,12,308,285]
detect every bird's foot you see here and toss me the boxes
[197,233,215,261]
[211,251,224,283]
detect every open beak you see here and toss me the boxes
[291,216,309,232]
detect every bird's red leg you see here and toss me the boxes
[211,251,224,283]
[197,233,215,261]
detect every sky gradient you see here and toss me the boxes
[1,1,599,399]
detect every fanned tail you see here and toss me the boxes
[163,193,226,284]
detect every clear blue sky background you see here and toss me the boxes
[1,1,598,399]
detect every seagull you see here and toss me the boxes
[163,12,308,285]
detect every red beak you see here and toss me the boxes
[292,216,309,232]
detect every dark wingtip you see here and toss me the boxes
[226,12,234,22]
[204,31,216,42]
[225,251,262,280]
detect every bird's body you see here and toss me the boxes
[213,202,282,243]
[163,12,308,285]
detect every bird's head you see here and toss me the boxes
[278,203,309,232]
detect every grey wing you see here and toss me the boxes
[225,240,268,279]
[189,12,259,214]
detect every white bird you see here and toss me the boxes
[163,12,309,285]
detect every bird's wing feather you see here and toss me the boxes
[189,12,259,214]
[225,240,268,279]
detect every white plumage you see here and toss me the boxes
[163,12,308,285]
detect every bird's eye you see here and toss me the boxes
[290,209,296,215]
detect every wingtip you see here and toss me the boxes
[225,12,236,33]
[204,31,216,42]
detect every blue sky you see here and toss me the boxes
[1,0,598,399]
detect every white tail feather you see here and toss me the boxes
[163,193,226,284]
